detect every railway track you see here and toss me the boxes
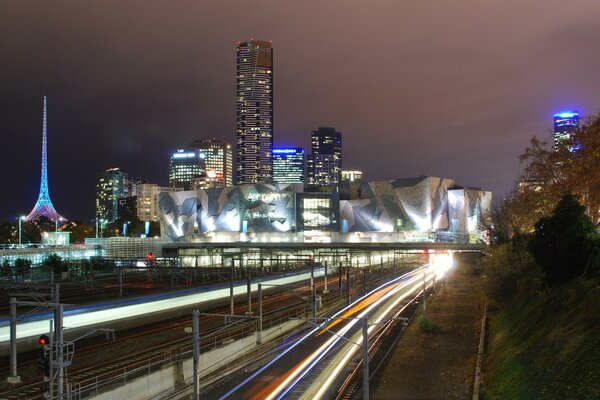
[0,280,336,399]
[0,263,416,399]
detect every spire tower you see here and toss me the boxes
[25,96,64,222]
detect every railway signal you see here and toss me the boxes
[38,334,50,346]
[37,356,50,377]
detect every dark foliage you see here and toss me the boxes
[529,194,600,285]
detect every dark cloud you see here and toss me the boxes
[1,0,600,220]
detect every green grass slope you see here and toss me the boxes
[484,277,600,400]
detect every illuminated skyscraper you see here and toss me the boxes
[307,127,343,186]
[553,111,579,150]
[273,147,305,184]
[169,149,206,190]
[236,40,274,184]
[190,139,233,188]
[25,96,64,222]
[96,168,135,222]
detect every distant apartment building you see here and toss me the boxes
[190,138,233,188]
[96,168,136,222]
[307,127,342,186]
[137,184,183,222]
[273,147,305,184]
[169,149,206,190]
[236,40,274,184]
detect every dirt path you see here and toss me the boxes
[371,265,485,400]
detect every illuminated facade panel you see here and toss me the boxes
[190,139,233,188]
[447,188,491,234]
[273,147,305,184]
[307,127,342,186]
[169,149,206,190]
[236,40,274,184]
[159,183,301,241]
[553,111,579,150]
[338,177,456,232]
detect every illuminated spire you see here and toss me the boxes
[25,96,64,222]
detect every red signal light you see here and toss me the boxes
[38,334,49,346]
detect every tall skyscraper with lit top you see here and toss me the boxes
[25,96,64,222]
[236,40,274,184]
[554,111,579,150]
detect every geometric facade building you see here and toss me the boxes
[553,111,579,150]
[158,176,491,243]
[307,127,342,186]
[189,139,233,188]
[236,40,274,184]
[273,147,305,184]
[25,96,64,222]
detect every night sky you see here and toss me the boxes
[2,1,600,222]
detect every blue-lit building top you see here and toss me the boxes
[553,111,579,150]
[273,147,305,184]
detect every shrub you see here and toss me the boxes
[418,317,441,333]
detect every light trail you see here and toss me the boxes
[254,268,428,400]
[0,269,327,343]
[219,267,424,399]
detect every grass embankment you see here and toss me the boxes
[484,277,600,399]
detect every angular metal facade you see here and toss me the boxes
[158,176,491,242]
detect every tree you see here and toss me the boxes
[528,194,600,285]
[66,220,95,243]
[480,234,541,306]
[0,222,17,243]
[41,254,68,277]
[516,113,600,228]
[14,258,31,281]
[1,260,12,280]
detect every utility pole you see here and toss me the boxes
[422,270,427,316]
[310,264,316,318]
[363,316,370,400]
[8,297,19,383]
[246,259,252,314]
[346,263,351,306]
[192,310,200,400]
[257,284,263,344]
[323,261,329,294]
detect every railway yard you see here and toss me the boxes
[0,252,430,399]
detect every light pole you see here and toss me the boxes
[55,217,63,233]
[17,216,25,245]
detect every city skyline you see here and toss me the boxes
[1,1,600,220]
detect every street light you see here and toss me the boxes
[18,216,26,245]
[55,217,64,233]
